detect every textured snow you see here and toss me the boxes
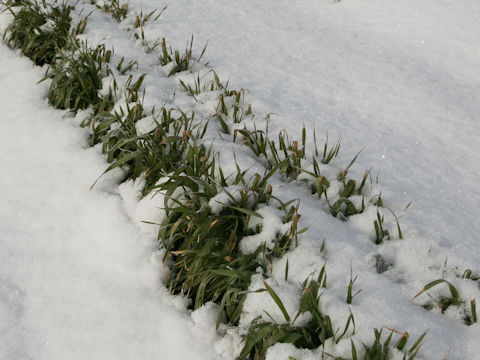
[140,0,480,268]
[0,42,219,360]
[118,176,165,239]
[208,185,243,215]
[240,275,310,328]
[1,0,480,359]
[239,205,291,255]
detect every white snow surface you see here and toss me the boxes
[239,206,291,255]
[0,43,220,360]
[134,0,480,265]
[1,0,480,359]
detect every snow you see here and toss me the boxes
[208,185,244,215]
[136,0,480,264]
[266,343,317,360]
[0,41,219,360]
[239,274,310,328]
[239,205,291,255]
[1,0,480,359]
[118,176,165,239]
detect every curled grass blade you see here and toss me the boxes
[413,279,459,300]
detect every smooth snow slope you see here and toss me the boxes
[133,0,480,268]
[0,44,220,360]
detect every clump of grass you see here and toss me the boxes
[96,0,128,22]
[347,266,362,305]
[94,0,166,53]
[93,1,165,53]
[131,7,166,52]
[413,279,461,313]
[239,272,427,360]
[352,328,426,360]
[234,125,339,177]
[328,169,373,219]
[373,210,390,244]
[133,7,163,29]
[234,123,382,221]
[91,102,206,196]
[160,35,207,76]
[3,0,77,66]
[82,72,141,143]
[239,277,332,359]
[200,74,387,223]
[80,59,141,141]
[178,70,226,100]
[178,70,254,131]
[178,73,205,100]
[413,278,478,325]
[116,56,138,75]
[215,88,252,132]
[156,160,300,326]
[239,269,353,360]
[42,41,112,111]
[234,126,270,160]
[372,203,408,245]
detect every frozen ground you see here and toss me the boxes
[1,0,480,359]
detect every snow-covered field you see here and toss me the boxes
[1,1,479,359]
[0,35,225,360]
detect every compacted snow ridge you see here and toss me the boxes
[1,1,479,359]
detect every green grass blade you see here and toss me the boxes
[263,281,290,323]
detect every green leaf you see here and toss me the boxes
[285,259,289,281]
[239,323,275,358]
[351,339,358,360]
[225,205,263,219]
[263,281,290,323]
[413,279,459,300]
[408,330,428,355]
[90,151,140,189]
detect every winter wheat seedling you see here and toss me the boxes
[43,41,111,110]
[157,162,299,326]
[352,328,426,360]
[414,279,461,313]
[238,275,335,360]
[471,299,477,323]
[374,210,390,244]
[159,36,207,76]
[4,0,74,65]
[347,266,362,304]
[97,0,128,22]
